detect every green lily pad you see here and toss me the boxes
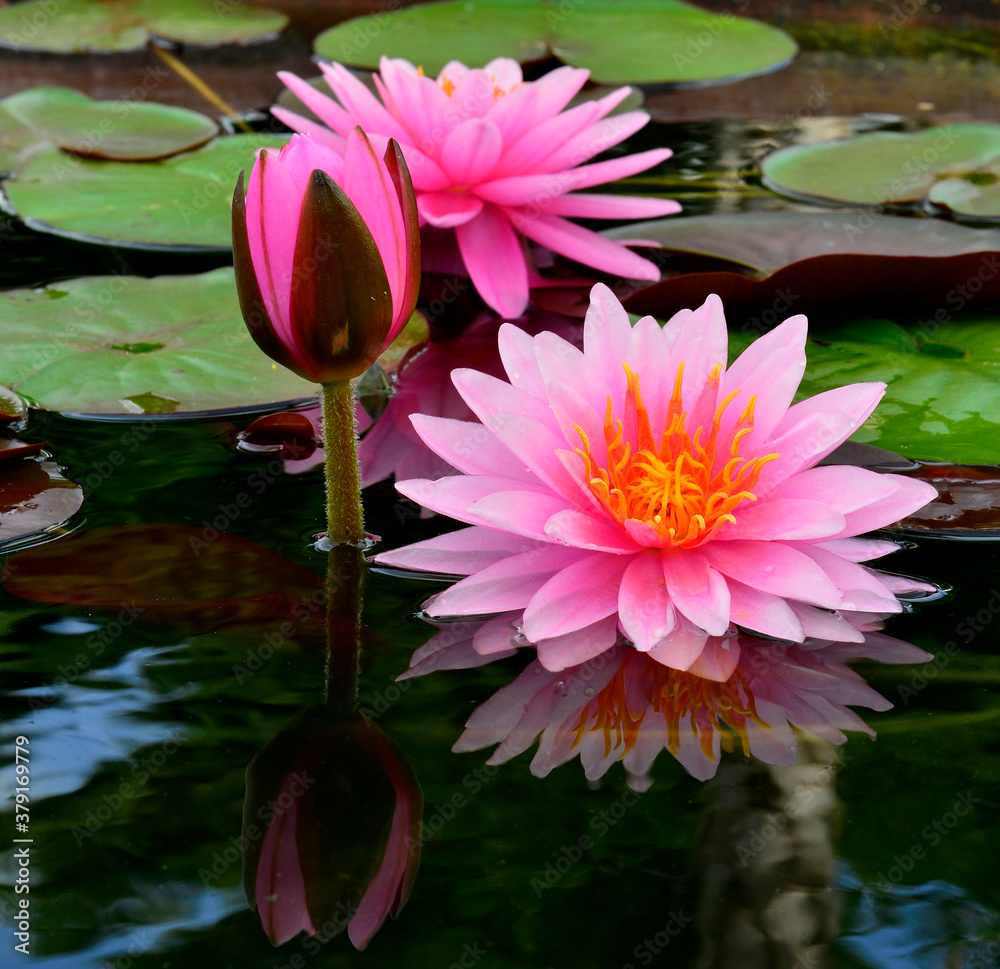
[314,0,797,86]
[760,124,1000,207]
[0,268,317,414]
[730,318,1000,464]
[0,0,288,54]
[928,172,1000,220]
[2,133,288,250]
[0,86,219,164]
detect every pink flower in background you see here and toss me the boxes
[375,285,937,673]
[273,58,680,317]
[404,621,931,784]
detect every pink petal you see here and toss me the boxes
[663,547,731,636]
[408,414,535,482]
[497,322,547,398]
[320,62,411,144]
[535,614,621,671]
[509,211,663,280]
[797,545,902,613]
[523,552,632,642]
[834,475,938,536]
[702,540,843,609]
[720,498,846,541]
[790,603,865,643]
[665,293,728,414]
[455,205,529,317]
[546,193,681,220]
[441,118,503,184]
[646,627,710,672]
[817,537,902,562]
[533,66,591,121]
[426,545,585,616]
[686,636,740,682]
[269,106,348,153]
[276,70,354,135]
[342,129,408,323]
[395,475,550,528]
[728,580,805,641]
[545,508,638,553]
[540,110,655,171]
[374,525,541,575]
[416,191,483,228]
[569,148,672,190]
[618,550,676,650]
[768,465,900,514]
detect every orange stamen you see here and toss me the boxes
[574,361,778,548]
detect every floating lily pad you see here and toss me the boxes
[760,124,1000,208]
[615,212,1000,320]
[0,87,218,165]
[0,268,317,414]
[0,0,288,54]
[928,173,1000,221]
[727,318,1000,465]
[314,0,797,86]
[895,465,1000,535]
[0,460,82,546]
[0,437,46,463]
[2,134,288,249]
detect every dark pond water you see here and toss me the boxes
[1,117,999,969]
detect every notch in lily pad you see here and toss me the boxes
[0,0,288,54]
[315,0,797,87]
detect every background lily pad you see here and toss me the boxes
[2,133,288,249]
[760,124,1000,207]
[0,86,219,164]
[314,0,797,86]
[614,212,1000,320]
[0,460,82,545]
[928,171,1000,221]
[0,0,288,54]
[728,318,1000,464]
[0,268,317,414]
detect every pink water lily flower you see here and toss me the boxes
[375,285,938,673]
[273,58,680,318]
[440,627,931,784]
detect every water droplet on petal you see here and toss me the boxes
[511,371,521,380]
[763,565,774,573]
[554,680,569,697]
[583,687,596,698]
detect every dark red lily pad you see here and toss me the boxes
[0,438,45,463]
[0,460,82,545]
[894,464,1000,535]
[608,212,1000,322]
[237,412,319,461]
[3,524,326,637]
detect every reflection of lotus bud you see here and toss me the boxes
[242,706,422,950]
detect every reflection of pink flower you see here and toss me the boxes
[244,709,422,950]
[274,58,679,317]
[376,285,937,673]
[412,625,930,783]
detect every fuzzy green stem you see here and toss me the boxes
[321,380,364,545]
[323,542,363,714]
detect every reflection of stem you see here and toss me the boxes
[321,381,364,546]
[152,46,253,133]
[323,543,363,715]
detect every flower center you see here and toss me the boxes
[573,656,764,761]
[575,362,777,547]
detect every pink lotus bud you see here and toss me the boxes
[232,130,420,385]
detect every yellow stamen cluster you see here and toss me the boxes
[575,362,777,547]
[572,659,764,761]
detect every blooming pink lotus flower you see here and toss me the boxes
[232,130,419,385]
[405,621,931,783]
[375,285,938,673]
[273,58,680,318]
